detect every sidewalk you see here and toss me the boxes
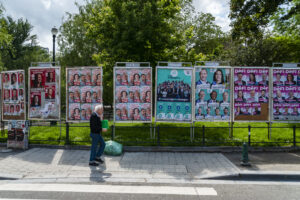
[0,148,299,184]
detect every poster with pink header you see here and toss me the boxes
[66,67,103,121]
[272,68,300,121]
[114,67,152,122]
[234,67,269,121]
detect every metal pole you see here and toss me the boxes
[65,122,69,145]
[111,125,114,140]
[157,126,160,146]
[50,33,57,126]
[248,125,251,147]
[267,122,272,140]
[53,34,56,63]
[202,125,205,146]
[190,123,193,142]
[293,125,296,147]
[150,124,152,139]
[113,123,116,140]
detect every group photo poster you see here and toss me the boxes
[28,67,61,120]
[272,68,300,121]
[66,67,103,122]
[194,67,231,121]
[1,70,26,121]
[233,67,270,121]
[155,67,193,122]
[114,67,152,122]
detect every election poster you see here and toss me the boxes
[194,67,231,121]
[233,67,270,121]
[66,67,103,121]
[1,70,26,121]
[7,120,29,149]
[114,67,152,122]
[272,68,300,121]
[155,67,193,122]
[28,67,60,120]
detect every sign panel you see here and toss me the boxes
[1,70,26,121]
[28,67,61,120]
[114,67,152,122]
[194,67,231,121]
[272,68,300,121]
[7,120,28,149]
[66,67,103,121]
[155,67,193,122]
[233,67,270,121]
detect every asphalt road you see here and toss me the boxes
[0,181,299,200]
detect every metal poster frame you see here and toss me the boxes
[113,62,152,124]
[232,66,271,123]
[1,70,26,121]
[28,66,61,121]
[271,67,300,123]
[154,62,193,123]
[66,66,103,122]
[193,65,232,123]
[195,61,230,67]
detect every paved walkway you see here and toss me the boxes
[0,148,240,183]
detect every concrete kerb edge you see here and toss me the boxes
[1,143,300,152]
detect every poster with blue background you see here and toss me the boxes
[156,67,193,122]
[194,67,231,121]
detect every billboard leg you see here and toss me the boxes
[229,122,234,138]
[192,122,195,140]
[150,124,152,139]
[153,122,156,139]
[190,123,193,142]
[113,123,116,140]
[267,122,272,140]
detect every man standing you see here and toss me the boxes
[89,105,107,166]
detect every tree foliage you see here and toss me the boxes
[229,0,292,39]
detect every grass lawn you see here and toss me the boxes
[1,120,299,147]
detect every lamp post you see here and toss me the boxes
[51,26,58,64]
[51,27,58,126]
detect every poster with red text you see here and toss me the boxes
[1,70,26,121]
[28,67,60,120]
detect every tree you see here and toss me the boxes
[271,0,300,38]
[58,1,98,67]
[0,4,12,70]
[229,0,292,40]
[82,0,192,104]
[0,16,49,71]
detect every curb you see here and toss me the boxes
[1,143,300,153]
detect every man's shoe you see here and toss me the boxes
[95,157,104,164]
[89,161,99,166]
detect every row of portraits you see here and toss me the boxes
[67,67,103,121]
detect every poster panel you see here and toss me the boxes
[155,67,193,122]
[28,67,60,120]
[272,68,300,121]
[114,67,152,122]
[194,67,231,121]
[1,70,26,121]
[66,67,103,122]
[7,120,28,149]
[233,67,270,121]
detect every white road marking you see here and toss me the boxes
[50,150,64,166]
[0,184,217,196]
[0,199,50,200]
